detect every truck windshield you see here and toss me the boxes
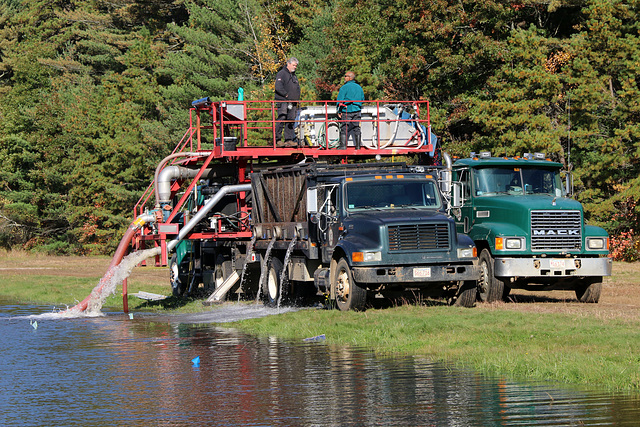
[474,167,563,196]
[345,180,441,210]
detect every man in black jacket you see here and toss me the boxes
[274,57,301,147]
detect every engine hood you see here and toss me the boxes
[346,208,449,225]
[472,195,583,227]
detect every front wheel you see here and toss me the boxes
[333,258,367,311]
[478,249,507,303]
[575,277,602,303]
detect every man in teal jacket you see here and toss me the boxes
[337,71,364,149]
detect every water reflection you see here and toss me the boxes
[1,303,639,426]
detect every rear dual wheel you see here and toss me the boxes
[263,257,290,307]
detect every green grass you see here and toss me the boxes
[228,305,640,392]
[0,269,229,314]
[0,274,102,306]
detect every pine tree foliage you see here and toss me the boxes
[0,0,638,256]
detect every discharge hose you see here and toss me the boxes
[65,213,156,314]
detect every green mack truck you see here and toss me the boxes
[448,151,612,303]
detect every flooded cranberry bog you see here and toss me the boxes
[1,254,639,424]
[1,303,639,426]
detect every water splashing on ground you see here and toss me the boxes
[59,247,161,318]
[278,234,297,309]
[255,235,276,303]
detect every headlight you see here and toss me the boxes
[363,251,382,262]
[586,237,607,250]
[457,247,477,258]
[505,238,523,249]
[496,237,524,250]
[352,251,382,262]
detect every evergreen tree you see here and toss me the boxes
[0,0,169,253]
[566,0,640,235]
[466,26,568,160]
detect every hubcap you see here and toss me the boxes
[267,269,278,300]
[336,269,350,302]
[479,260,489,296]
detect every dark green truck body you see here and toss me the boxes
[450,155,611,303]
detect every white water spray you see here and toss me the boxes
[255,235,276,303]
[277,234,297,309]
[238,235,256,298]
[65,247,161,317]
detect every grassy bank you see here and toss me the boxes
[0,251,205,312]
[1,251,639,392]
[229,305,640,392]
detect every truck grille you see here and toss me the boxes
[530,210,582,250]
[388,223,450,252]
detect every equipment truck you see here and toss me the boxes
[130,98,480,310]
[448,151,612,303]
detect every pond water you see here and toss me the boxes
[1,303,639,426]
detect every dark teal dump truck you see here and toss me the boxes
[250,162,479,310]
[449,152,612,303]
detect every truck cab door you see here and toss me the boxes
[316,184,341,261]
[454,168,474,234]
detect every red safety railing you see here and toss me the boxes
[186,99,432,155]
[131,99,435,265]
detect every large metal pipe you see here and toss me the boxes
[157,164,239,204]
[157,166,203,204]
[154,152,211,207]
[166,183,252,253]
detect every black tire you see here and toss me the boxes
[333,258,367,311]
[213,253,233,301]
[169,254,188,297]
[478,249,506,303]
[263,257,289,307]
[452,281,477,307]
[575,277,602,303]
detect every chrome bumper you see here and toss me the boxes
[493,257,612,278]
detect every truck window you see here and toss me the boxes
[458,169,471,199]
[346,180,441,210]
[474,167,563,196]
[521,168,563,195]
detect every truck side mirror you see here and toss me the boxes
[564,172,573,196]
[451,182,463,208]
[307,187,318,213]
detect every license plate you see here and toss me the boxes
[413,267,431,278]
[550,259,566,268]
